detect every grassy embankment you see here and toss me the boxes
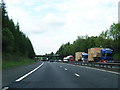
[2,57,37,69]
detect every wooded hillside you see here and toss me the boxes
[1,1,35,61]
[56,23,120,58]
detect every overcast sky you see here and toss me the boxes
[5,0,119,55]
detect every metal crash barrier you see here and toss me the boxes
[74,61,120,69]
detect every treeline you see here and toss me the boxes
[56,23,120,58]
[1,1,35,61]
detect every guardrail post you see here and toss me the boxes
[91,63,92,67]
[91,63,93,67]
[81,62,82,66]
[93,63,95,67]
[87,63,88,66]
[77,62,119,69]
[102,64,104,68]
[106,65,108,68]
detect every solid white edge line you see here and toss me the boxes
[106,70,120,74]
[75,73,80,77]
[83,66,120,74]
[15,62,44,82]
[2,87,9,90]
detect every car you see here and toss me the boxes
[50,60,54,62]
[54,60,57,62]
[100,59,106,63]
[58,60,62,62]
[63,59,68,62]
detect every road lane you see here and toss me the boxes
[15,62,44,82]
[8,62,81,88]
[59,62,119,88]
[5,62,119,88]
[2,61,43,87]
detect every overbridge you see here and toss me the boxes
[35,54,63,60]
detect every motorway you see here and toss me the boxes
[2,61,120,89]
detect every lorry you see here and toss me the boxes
[100,48,113,62]
[63,55,74,62]
[75,52,88,62]
[75,52,84,61]
[81,53,88,62]
[67,55,74,62]
[88,48,113,62]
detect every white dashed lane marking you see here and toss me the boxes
[65,68,68,71]
[60,66,62,68]
[75,73,80,77]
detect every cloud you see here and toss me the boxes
[5,0,119,54]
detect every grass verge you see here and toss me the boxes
[2,58,36,69]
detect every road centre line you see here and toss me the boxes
[15,62,44,82]
[75,73,80,77]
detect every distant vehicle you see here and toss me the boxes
[81,53,88,62]
[75,52,84,61]
[58,60,62,62]
[50,59,54,62]
[75,52,88,62]
[63,55,74,62]
[67,55,74,62]
[100,48,113,63]
[63,57,68,62]
[54,60,57,62]
[100,59,107,63]
[88,48,113,62]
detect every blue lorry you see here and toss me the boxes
[81,53,88,62]
[100,48,113,62]
[88,48,113,63]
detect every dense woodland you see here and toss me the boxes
[56,23,120,59]
[1,2,35,61]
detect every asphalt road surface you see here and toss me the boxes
[2,61,120,89]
